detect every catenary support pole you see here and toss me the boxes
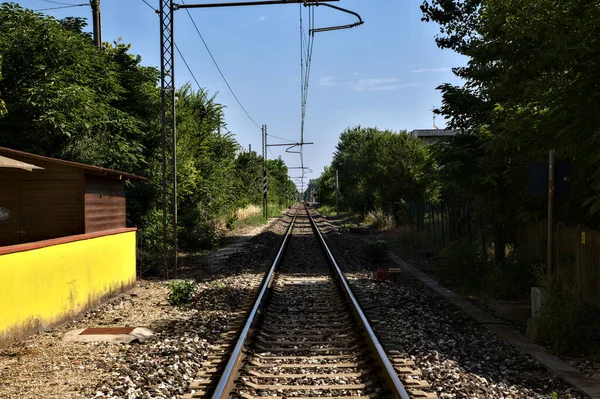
[547,149,555,278]
[91,0,102,48]
[160,0,176,277]
[335,169,339,215]
[262,125,268,219]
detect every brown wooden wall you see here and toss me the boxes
[0,158,84,246]
[84,174,126,233]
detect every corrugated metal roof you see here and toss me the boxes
[0,155,44,172]
[0,147,147,181]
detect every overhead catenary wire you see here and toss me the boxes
[41,0,82,5]
[140,0,262,133]
[180,0,261,130]
[33,3,87,11]
[140,0,156,11]
[298,3,316,196]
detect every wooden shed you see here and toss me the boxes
[0,147,146,246]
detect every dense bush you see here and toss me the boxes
[363,240,390,264]
[435,240,486,292]
[535,269,586,354]
[485,253,535,300]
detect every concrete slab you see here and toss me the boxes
[388,252,600,399]
[63,327,153,344]
[486,299,531,325]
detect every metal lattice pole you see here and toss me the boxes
[160,0,177,277]
[262,125,268,219]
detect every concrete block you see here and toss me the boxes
[531,286,547,319]
[63,327,153,344]
[526,317,539,341]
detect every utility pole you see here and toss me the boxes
[159,0,177,278]
[335,169,339,215]
[156,0,362,280]
[262,125,268,219]
[91,0,102,48]
[547,149,555,278]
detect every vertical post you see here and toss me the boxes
[249,144,251,153]
[160,0,176,277]
[441,196,445,247]
[335,169,339,215]
[262,125,268,219]
[91,0,102,48]
[547,149,555,278]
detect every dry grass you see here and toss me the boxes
[235,204,261,220]
[364,209,396,231]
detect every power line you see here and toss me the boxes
[140,0,157,11]
[33,3,87,11]
[41,0,81,5]
[268,134,296,143]
[174,43,202,91]
[180,0,261,131]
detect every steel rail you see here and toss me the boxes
[210,208,299,399]
[305,205,411,399]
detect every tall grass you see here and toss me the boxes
[231,202,287,229]
[364,209,396,230]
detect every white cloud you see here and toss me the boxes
[411,67,452,73]
[257,16,266,21]
[349,78,421,92]
[319,76,338,86]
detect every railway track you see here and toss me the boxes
[185,205,436,399]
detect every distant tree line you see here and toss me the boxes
[0,3,297,258]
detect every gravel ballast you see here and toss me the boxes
[314,212,585,399]
[0,213,292,399]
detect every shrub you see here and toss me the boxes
[167,280,197,305]
[485,253,535,300]
[364,208,395,230]
[535,268,586,355]
[363,240,390,263]
[435,239,486,292]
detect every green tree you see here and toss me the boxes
[421,0,600,263]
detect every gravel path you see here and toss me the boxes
[0,213,291,399]
[313,212,585,399]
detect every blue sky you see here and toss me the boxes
[15,0,466,189]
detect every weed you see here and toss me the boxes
[317,205,337,216]
[363,240,390,263]
[485,253,535,300]
[535,267,586,355]
[435,239,486,293]
[211,280,225,290]
[167,280,197,305]
[364,209,396,230]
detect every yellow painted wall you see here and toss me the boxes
[0,231,136,341]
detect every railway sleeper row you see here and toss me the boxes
[183,207,438,399]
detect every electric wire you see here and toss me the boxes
[140,0,261,135]
[298,3,317,197]
[180,0,261,130]
[268,134,296,143]
[33,3,87,11]
[41,0,81,5]
[174,43,203,92]
[140,0,156,11]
